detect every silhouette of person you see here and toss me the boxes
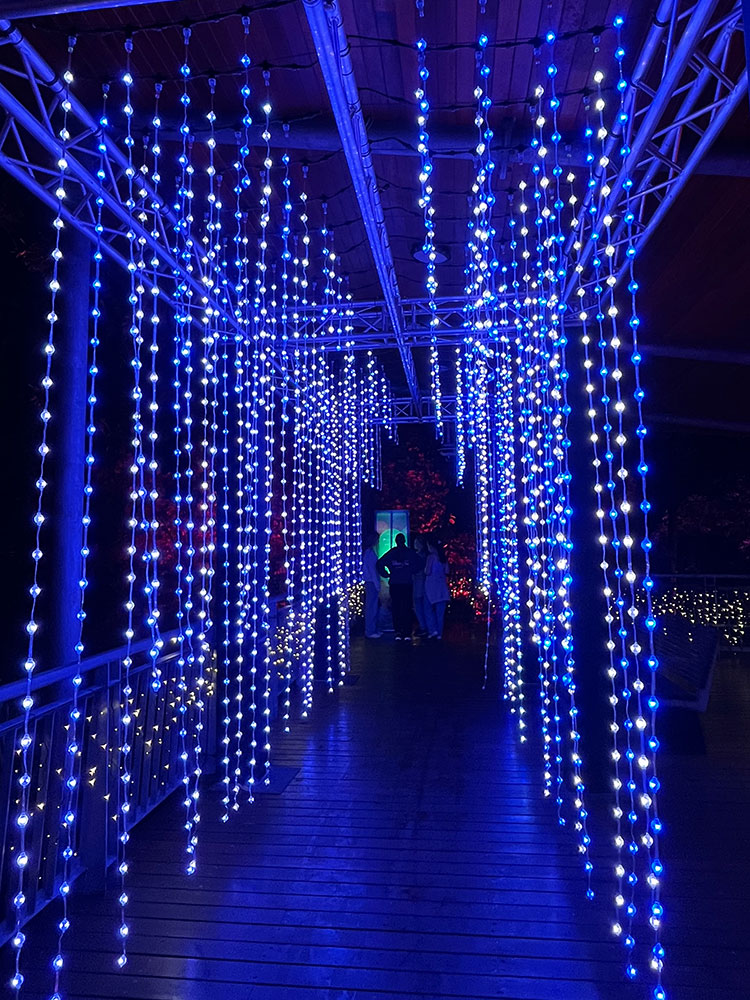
[376,533,420,641]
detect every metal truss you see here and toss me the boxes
[391,394,458,423]
[314,295,509,337]
[0,1,178,17]
[312,295,530,350]
[312,296,467,349]
[0,20,241,334]
[0,2,744,393]
[309,0,746,368]
[314,297,747,370]
[564,0,747,298]
[388,395,748,435]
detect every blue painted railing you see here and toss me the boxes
[0,631,208,944]
[0,594,298,946]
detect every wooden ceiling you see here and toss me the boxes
[12,0,750,424]
[21,0,652,301]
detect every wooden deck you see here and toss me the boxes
[4,627,749,999]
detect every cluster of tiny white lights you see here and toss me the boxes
[414,37,443,437]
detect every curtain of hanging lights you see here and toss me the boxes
[429,8,664,998]
[8,6,666,1000]
[9,18,394,992]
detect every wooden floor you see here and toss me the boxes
[5,627,750,999]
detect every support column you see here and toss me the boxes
[48,226,91,669]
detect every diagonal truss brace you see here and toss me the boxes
[611,2,746,275]
[388,395,750,434]
[564,0,747,298]
[0,20,244,336]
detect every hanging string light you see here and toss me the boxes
[0,14,676,1000]
[230,179,249,812]
[219,313,234,817]
[142,84,165,697]
[30,38,83,1000]
[257,77,276,782]
[415,37,443,437]
[116,32,140,968]
[530,64,567,828]
[454,344,467,484]
[590,20,664,991]
[513,169,558,803]
[279,148,295,728]
[611,29,665,992]
[535,28,593,890]
[490,201,523,724]
[338,345,358,682]
[583,56,647,974]
[168,25,203,871]
[187,73,222,862]
[320,208,336,695]
[230,15,254,810]
[298,170,317,719]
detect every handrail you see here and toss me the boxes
[0,591,311,950]
[0,631,178,704]
[0,629,216,944]
[0,645,181,737]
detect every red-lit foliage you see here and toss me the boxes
[377,441,450,534]
[373,437,483,615]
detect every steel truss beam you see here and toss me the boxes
[312,297,750,368]
[0,0,180,18]
[565,0,747,298]
[311,296,473,340]
[388,395,749,434]
[310,295,522,342]
[391,395,458,424]
[302,0,419,406]
[0,7,742,399]
[149,119,750,177]
[0,20,248,343]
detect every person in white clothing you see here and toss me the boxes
[362,533,382,638]
[424,537,450,639]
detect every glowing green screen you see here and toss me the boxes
[375,510,410,558]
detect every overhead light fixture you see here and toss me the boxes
[411,243,449,264]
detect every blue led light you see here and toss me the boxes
[414,36,444,437]
[15,36,79,998]
[117,32,140,968]
[4,16,673,1000]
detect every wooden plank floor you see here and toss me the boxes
[4,627,749,999]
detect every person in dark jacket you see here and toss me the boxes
[376,533,420,641]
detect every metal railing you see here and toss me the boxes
[0,592,314,946]
[0,631,216,944]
